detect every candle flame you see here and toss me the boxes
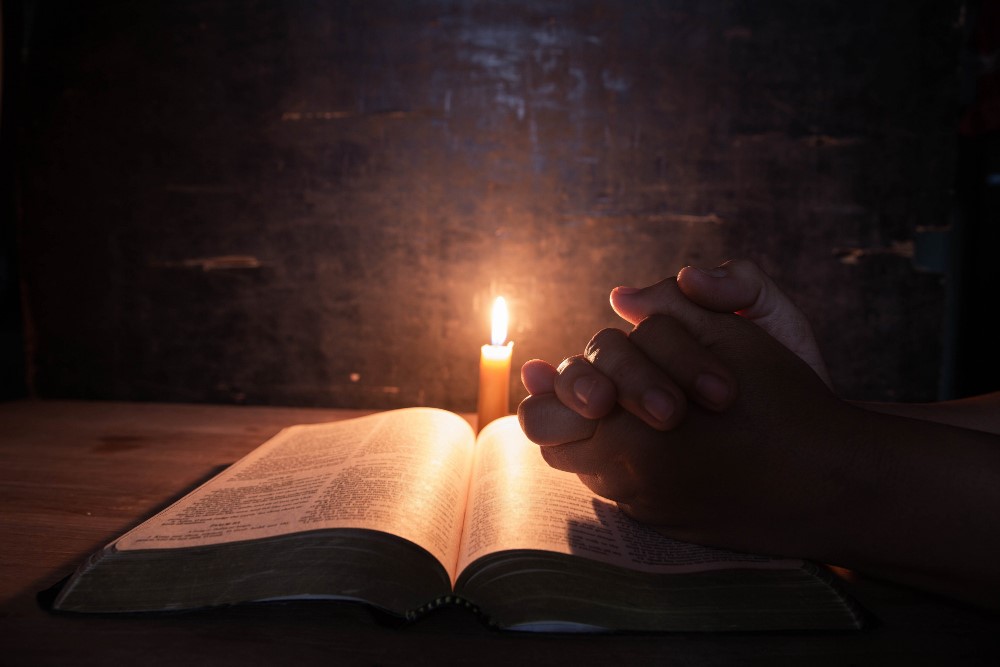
[491,296,508,346]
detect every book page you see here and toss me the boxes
[457,416,801,575]
[115,408,476,576]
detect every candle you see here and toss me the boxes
[477,296,513,432]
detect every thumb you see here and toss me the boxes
[677,259,832,387]
[609,277,711,328]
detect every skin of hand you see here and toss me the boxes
[521,316,737,433]
[521,287,850,549]
[520,259,831,435]
[519,282,1000,608]
[626,259,832,387]
[853,392,1000,435]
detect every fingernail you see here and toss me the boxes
[690,265,728,278]
[642,389,675,424]
[573,377,597,406]
[695,373,732,408]
[614,286,641,295]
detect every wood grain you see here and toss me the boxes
[1,400,998,665]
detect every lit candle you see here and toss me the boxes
[477,296,513,432]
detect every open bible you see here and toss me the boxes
[53,408,865,631]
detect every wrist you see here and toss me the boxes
[803,407,1000,606]
[781,403,890,567]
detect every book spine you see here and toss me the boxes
[405,595,482,623]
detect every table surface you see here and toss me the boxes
[1,399,998,666]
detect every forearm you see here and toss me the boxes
[815,406,1000,608]
[851,391,1000,436]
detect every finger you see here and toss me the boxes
[608,280,738,411]
[521,359,558,395]
[517,393,597,446]
[609,277,711,329]
[677,259,831,387]
[583,328,688,430]
[627,315,738,412]
[675,260,762,313]
[552,355,618,419]
[535,407,632,475]
[535,408,654,504]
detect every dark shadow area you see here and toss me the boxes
[1,0,27,400]
[5,0,971,410]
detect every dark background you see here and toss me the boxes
[2,0,997,412]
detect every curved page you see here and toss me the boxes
[115,408,476,579]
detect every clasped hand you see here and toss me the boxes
[517,259,1000,608]
[517,260,853,558]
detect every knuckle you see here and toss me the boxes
[645,276,684,303]
[604,354,650,386]
[556,354,589,375]
[723,257,760,276]
[584,327,628,364]
[723,257,751,272]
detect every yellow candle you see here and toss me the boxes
[477,296,513,432]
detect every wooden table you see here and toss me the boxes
[2,400,999,665]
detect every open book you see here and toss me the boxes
[53,408,865,631]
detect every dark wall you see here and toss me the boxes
[11,0,965,411]
[952,0,1000,399]
[2,0,27,400]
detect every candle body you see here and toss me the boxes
[477,342,513,432]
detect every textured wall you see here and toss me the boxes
[16,0,961,411]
